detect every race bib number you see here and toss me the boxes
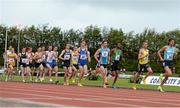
[8,58,15,62]
[22,58,28,64]
[80,55,87,60]
[42,55,46,60]
[73,56,78,61]
[64,55,70,60]
[115,55,120,60]
[47,56,53,62]
[38,59,42,63]
[102,51,108,57]
[167,54,173,60]
[144,56,149,61]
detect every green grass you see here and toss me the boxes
[0,74,180,92]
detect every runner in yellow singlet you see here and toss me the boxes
[133,42,153,90]
[6,48,18,81]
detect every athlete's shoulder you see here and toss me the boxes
[62,49,66,53]
[163,45,169,51]
[35,52,39,55]
[139,48,143,52]
[18,52,21,55]
[99,48,102,51]
[77,47,81,52]
[14,53,18,56]
[70,50,73,53]
[46,51,50,54]
[31,52,35,56]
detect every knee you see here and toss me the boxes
[167,72,172,77]
[49,68,52,71]
[115,72,118,77]
[80,71,84,75]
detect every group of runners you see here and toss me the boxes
[2,38,177,92]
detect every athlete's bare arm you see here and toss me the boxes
[158,46,167,61]
[94,49,100,64]
[59,50,65,60]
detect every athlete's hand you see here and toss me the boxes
[110,62,113,65]
[88,59,91,63]
[108,60,110,65]
[160,58,164,62]
[98,60,101,64]
[122,58,125,61]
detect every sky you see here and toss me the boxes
[0,0,180,33]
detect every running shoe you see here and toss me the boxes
[158,86,164,92]
[35,79,38,82]
[132,84,137,90]
[5,77,8,82]
[72,79,75,83]
[78,83,83,87]
[55,80,59,84]
[142,76,146,84]
[103,84,107,88]
[49,78,53,82]
[159,74,163,83]
[66,79,69,85]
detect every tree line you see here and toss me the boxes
[0,24,179,73]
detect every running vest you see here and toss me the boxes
[63,50,71,62]
[52,51,58,62]
[100,48,109,64]
[46,51,54,63]
[164,46,175,61]
[139,49,149,64]
[78,48,88,65]
[35,52,42,63]
[7,53,16,66]
[72,51,79,65]
[41,52,46,62]
[20,52,29,64]
[27,52,34,63]
[112,49,122,61]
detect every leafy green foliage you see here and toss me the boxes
[0,25,179,73]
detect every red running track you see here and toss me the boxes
[0,81,180,107]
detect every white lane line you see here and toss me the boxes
[1,82,179,101]
[1,87,180,107]
[1,84,180,102]
[0,97,64,107]
[0,90,138,107]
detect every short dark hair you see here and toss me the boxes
[168,38,175,45]
[102,39,108,44]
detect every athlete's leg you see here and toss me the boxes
[112,71,118,87]
[144,67,153,79]
[70,66,77,80]
[46,64,52,81]
[63,66,68,85]
[161,66,172,86]
[133,72,140,90]
[21,66,25,82]
[66,66,72,85]
[78,65,84,86]
[99,66,107,88]
[27,66,32,81]
[39,64,44,82]
[5,65,10,81]
[53,66,58,82]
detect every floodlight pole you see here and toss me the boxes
[4,27,8,69]
[17,25,21,71]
